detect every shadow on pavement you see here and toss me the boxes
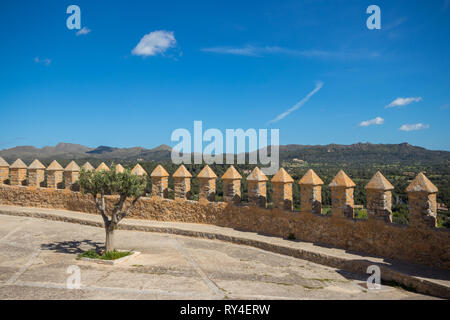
[40,239,103,254]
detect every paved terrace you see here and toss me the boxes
[0,205,449,299]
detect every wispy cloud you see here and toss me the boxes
[76,27,91,36]
[268,81,323,124]
[440,103,450,110]
[132,30,177,57]
[385,97,422,108]
[202,45,259,56]
[444,0,450,11]
[201,45,380,59]
[384,17,407,39]
[383,17,407,31]
[34,57,51,66]
[359,117,384,127]
[399,123,429,131]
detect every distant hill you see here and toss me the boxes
[276,142,450,164]
[0,142,448,165]
[0,143,92,162]
[0,142,172,163]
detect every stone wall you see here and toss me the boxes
[0,183,449,270]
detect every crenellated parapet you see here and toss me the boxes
[28,159,45,188]
[365,171,394,223]
[10,159,27,186]
[173,165,192,200]
[197,165,217,201]
[65,161,80,191]
[115,164,125,173]
[222,165,242,204]
[0,160,448,269]
[47,160,63,189]
[406,172,439,228]
[298,169,323,215]
[150,165,169,198]
[246,167,268,208]
[271,168,294,211]
[96,162,110,172]
[0,159,445,232]
[329,170,356,219]
[131,164,147,176]
[81,162,94,172]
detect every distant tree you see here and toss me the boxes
[79,165,147,252]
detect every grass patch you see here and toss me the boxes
[78,249,132,261]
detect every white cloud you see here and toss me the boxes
[34,57,51,66]
[359,117,384,127]
[76,27,91,36]
[268,81,323,124]
[399,123,430,131]
[385,97,422,108]
[132,30,176,57]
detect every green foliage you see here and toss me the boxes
[278,143,450,166]
[437,210,450,228]
[77,249,99,259]
[77,249,132,260]
[392,204,409,225]
[322,207,332,216]
[79,165,147,198]
[100,250,132,260]
[354,208,368,220]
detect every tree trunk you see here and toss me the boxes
[105,227,115,252]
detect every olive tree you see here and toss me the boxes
[79,165,147,252]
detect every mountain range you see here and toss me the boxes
[0,143,172,163]
[0,142,449,165]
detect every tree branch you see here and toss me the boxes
[111,195,127,225]
[117,195,141,223]
[94,194,109,226]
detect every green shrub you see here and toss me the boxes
[354,208,368,220]
[78,249,132,260]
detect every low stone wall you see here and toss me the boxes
[0,184,449,270]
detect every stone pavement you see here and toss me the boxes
[0,205,448,299]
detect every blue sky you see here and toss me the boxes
[0,0,449,151]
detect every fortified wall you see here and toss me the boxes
[0,157,449,270]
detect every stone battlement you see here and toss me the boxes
[0,157,449,270]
